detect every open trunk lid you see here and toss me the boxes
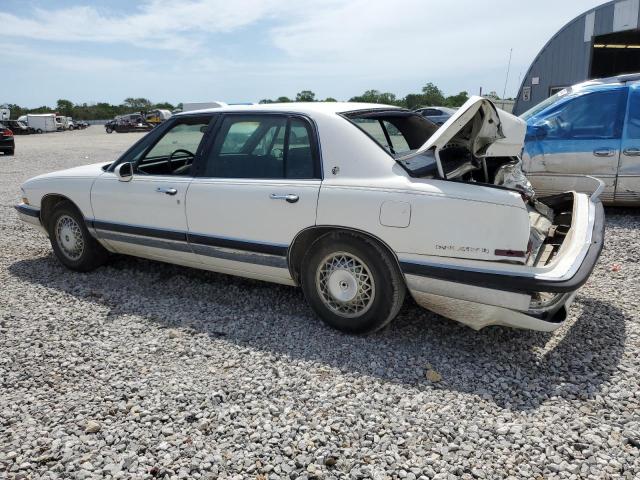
[398,96,526,162]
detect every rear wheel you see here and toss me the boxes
[6,149,14,156]
[301,232,406,334]
[47,201,108,272]
[36,128,43,134]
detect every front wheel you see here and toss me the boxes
[48,201,108,272]
[105,127,113,134]
[301,232,406,334]
[36,128,43,134]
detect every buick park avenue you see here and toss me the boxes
[16,98,604,333]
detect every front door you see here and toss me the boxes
[186,113,322,284]
[523,87,627,202]
[618,83,640,204]
[91,115,213,264]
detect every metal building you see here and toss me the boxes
[513,0,640,115]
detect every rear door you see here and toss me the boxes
[185,113,322,284]
[524,87,627,202]
[618,83,640,204]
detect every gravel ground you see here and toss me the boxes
[1,128,639,479]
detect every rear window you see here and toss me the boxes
[345,111,438,156]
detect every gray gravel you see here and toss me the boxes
[1,128,639,479]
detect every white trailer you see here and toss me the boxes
[0,105,9,121]
[24,114,57,133]
[181,101,227,112]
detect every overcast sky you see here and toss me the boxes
[2,0,606,107]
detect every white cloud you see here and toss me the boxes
[3,0,608,104]
[0,0,296,52]
[0,43,147,72]
[270,0,606,85]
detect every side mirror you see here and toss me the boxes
[115,162,133,182]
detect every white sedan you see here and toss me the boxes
[16,98,604,333]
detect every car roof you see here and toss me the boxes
[176,102,404,116]
[570,72,640,92]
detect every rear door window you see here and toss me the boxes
[349,113,437,155]
[202,115,319,179]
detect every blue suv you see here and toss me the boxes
[521,73,640,205]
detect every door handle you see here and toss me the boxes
[623,147,640,156]
[593,148,615,157]
[156,187,177,195]
[270,193,299,203]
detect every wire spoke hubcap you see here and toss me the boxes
[55,215,84,260]
[316,252,375,318]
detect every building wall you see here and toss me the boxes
[513,0,637,115]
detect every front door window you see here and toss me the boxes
[132,118,211,176]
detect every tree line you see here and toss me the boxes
[6,98,177,121]
[7,83,474,120]
[259,83,471,109]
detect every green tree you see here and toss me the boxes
[324,97,338,102]
[276,96,292,103]
[403,93,425,109]
[421,82,445,106]
[153,102,175,110]
[7,104,25,119]
[349,90,399,105]
[444,91,469,107]
[56,99,74,117]
[259,99,275,104]
[295,90,316,102]
[123,97,153,111]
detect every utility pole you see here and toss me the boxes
[502,48,513,100]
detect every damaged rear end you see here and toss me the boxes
[387,97,606,330]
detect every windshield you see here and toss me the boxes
[520,88,572,121]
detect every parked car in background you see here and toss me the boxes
[74,120,89,129]
[0,123,15,155]
[105,114,154,134]
[522,73,640,205]
[66,117,77,130]
[415,106,457,125]
[16,99,604,334]
[3,119,33,135]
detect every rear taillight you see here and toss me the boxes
[2,129,13,136]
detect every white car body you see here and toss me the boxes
[16,97,604,332]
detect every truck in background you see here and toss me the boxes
[145,109,172,126]
[18,114,57,133]
[0,105,10,121]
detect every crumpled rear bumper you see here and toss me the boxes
[402,187,605,331]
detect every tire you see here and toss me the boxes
[36,129,43,134]
[7,149,14,156]
[300,232,406,334]
[106,127,113,134]
[47,201,108,272]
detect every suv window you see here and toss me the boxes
[626,88,640,139]
[543,89,627,140]
[202,115,317,179]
